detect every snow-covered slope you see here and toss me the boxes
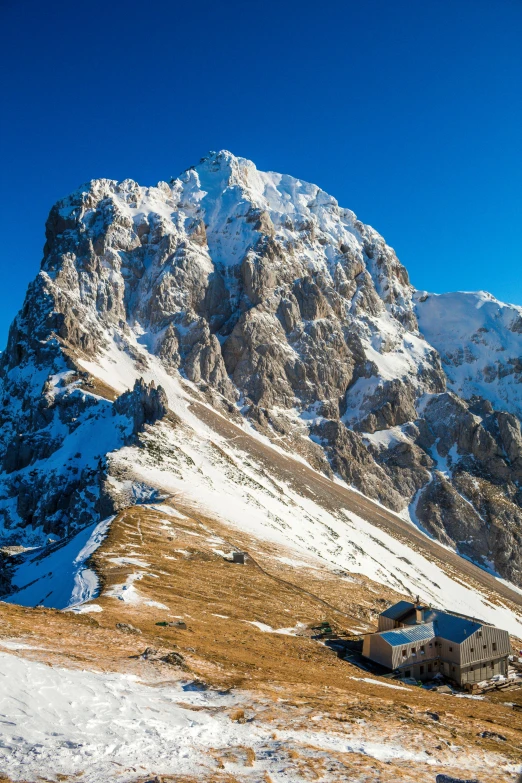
[0,650,246,782]
[3,335,522,640]
[3,516,112,609]
[1,150,522,589]
[415,290,522,417]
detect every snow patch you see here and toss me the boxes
[3,517,113,609]
[350,677,409,691]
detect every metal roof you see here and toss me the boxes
[378,613,483,648]
[380,622,436,647]
[379,600,414,620]
[433,615,482,644]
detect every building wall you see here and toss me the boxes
[459,625,510,667]
[459,657,508,684]
[364,633,440,672]
[436,637,461,665]
[366,620,511,686]
[363,634,394,669]
[389,635,436,670]
[377,616,395,632]
[395,652,508,685]
[396,659,441,681]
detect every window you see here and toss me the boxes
[405,670,411,677]
[492,643,497,651]
[449,646,453,652]
[402,650,407,657]
[420,665,424,674]
[478,631,482,637]
[483,644,487,649]
[470,666,473,671]
[428,663,432,672]
[470,647,474,653]
[411,648,416,655]
[452,666,455,672]
[429,642,433,647]
[420,645,425,654]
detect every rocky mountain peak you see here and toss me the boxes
[1,153,522,587]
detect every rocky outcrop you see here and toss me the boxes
[1,151,522,584]
[409,392,522,583]
[312,420,406,511]
[113,378,168,439]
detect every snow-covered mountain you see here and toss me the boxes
[415,289,522,418]
[1,150,522,588]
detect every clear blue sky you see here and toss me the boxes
[1,0,521,348]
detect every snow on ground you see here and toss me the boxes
[275,555,319,568]
[0,373,132,546]
[362,426,411,451]
[3,517,113,610]
[0,650,241,783]
[146,503,187,519]
[110,416,522,637]
[73,332,522,637]
[0,650,512,783]
[77,332,318,470]
[106,556,151,568]
[243,620,306,636]
[5,325,522,636]
[145,599,169,609]
[350,677,410,691]
[105,572,146,604]
[0,640,39,650]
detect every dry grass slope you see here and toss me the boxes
[1,503,522,781]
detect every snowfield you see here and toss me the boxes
[415,290,522,417]
[91,340,522,636]
[0,650,243,782]
[4,517,113,609]
[0,651,515,783]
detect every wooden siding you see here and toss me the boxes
[436,637,461,665]
[363,634,394,669]
[394,655,508,684]
[459,657,507,684]
[377,616,395,632]
[364,633,440,671]
[389,635,437,670]
[397,660,441,681]
[458,625,510,666]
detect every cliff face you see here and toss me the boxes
[1,151,522,584]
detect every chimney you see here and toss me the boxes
[415,605,424,624]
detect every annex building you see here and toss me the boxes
[362,600,510,686]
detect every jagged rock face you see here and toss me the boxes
[0,366,167,543]
[1,150,522,585]
[113,379,168,441]
[27,151,446,419]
